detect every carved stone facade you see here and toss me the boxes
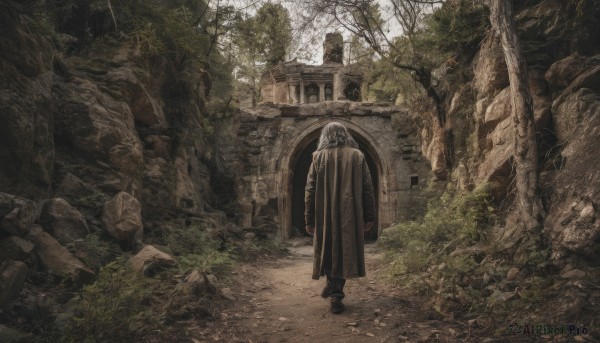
[260,33,364,104]
[233,102,430,240]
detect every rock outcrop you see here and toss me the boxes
[102,192,143,249]
[543,55,600,260]
[469,31,554,200]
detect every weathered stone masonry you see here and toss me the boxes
[234,102,430,240]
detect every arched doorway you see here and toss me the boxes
[285,123,382,241]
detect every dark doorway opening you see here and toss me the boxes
[291,140,317,237]
[343,82,361,101]
[290,138,379,240]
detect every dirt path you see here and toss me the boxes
[198,239,475,343]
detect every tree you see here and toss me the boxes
[231,2,292,106]
[488,0,544,234]
[254,3,292,66]
[309,0,447,126]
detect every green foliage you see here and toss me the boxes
[67,233,122,271]
[65,258,157,342]
[253,3,292,66]
[130,21,167,56]
[424,0,489,59]
[231,2,292,105]
[119,0,212,61]
[153,222,235,276]
[363,0,488,105]
[162,223,219,255]
[178,251,234,275]
[70,191,109,217]
[365,58,409,103]
[380,185,495,275]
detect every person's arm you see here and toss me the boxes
[305,155,317,235]
[362,157,376,232]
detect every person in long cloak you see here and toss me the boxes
[305,122,376,314]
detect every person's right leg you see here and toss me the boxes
[328,277,346,314]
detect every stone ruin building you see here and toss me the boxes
[260,33,364,104]
[234,33,429,241]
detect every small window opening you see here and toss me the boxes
[410,175,419,187]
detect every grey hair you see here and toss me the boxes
[316,122,358,151]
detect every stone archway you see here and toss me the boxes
[277,118,396,241]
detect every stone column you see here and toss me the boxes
[333,72,345,101]
[288,83,296,104]
[299,81,305,104]
[318,83,325,102]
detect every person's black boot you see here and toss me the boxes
[330,297,345,314]
[321,282,332,298]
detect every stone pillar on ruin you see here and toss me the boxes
[300,81,305,104]
[289,83,297,104]
[318,83,325,102]
[323,33,344,64]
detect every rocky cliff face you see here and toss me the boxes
[431,0,600,265]
[0,1,225,331]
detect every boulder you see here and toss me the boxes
[27,225,95,285]
[482,88,510,132]
[39,198,89,245]
[0,260,28,308]
[545,54,600,91]
[476,116,514,199]
[472,33,508,97]
[475,77,552,197]
[176,269,218,296]
[102,192,143,249]
[0,236,35,262]
[422,126,449,180]
[105,67,167,128]
[0,193,37,236]
[479,71,551,138]
[128,245,177,275]
[553,88,600,142]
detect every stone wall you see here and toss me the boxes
[233,102,430,240]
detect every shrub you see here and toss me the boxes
[380,184,495,275]
[64,258,158,342]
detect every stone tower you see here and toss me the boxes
[323,33,344,64]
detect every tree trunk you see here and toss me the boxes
[489,0,544,232]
